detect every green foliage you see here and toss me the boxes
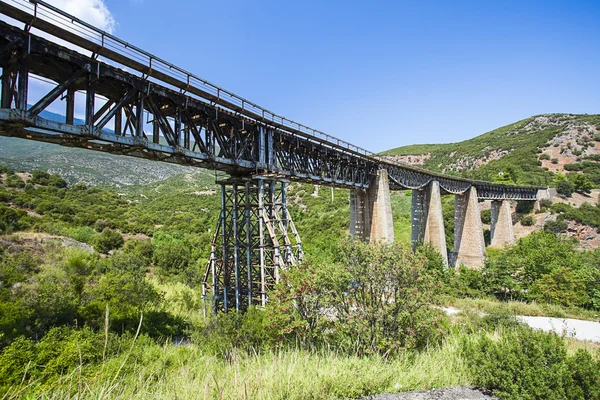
[268,241,447,356]
[0,204,29,233]
[556,179,575,197]
[539,153,551,160]
[480,209,491,224]
[530,267,589,308]
[544,219,568,233]
[516,200,535,214]
[193,307,267,357]
[552,202,600,229]
[572,174,594,194]
[520,214,535,226]
[464,327,600,400]
[67,225,97,243]
[480,231,600,310]
[92,228,124,253]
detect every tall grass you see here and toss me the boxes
[11,333,472,400]
[445,296,600,321]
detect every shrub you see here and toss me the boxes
[464,327,600,400]
[516,200,534,214]
[92,229,124,254]
[551,158,559,164]
[520,214,535,226]
[544,219,568,234]
[539,153,551,160]
[31,170,50,185]
[268,241,447,355]
[530,267,589,307]
[539,199,552,209]
[556,180,574,197]
[572,174,594,194]
[68,226,97,244]
[480,209,491,224]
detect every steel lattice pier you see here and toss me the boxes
[203,178,303,312]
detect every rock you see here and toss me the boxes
[359,387,499,400]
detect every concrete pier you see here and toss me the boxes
[411,181,448,265]
[490,200,515,248]
[350,169,394,243]
[454,187,485,269]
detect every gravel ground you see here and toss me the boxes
[359,387,499,400]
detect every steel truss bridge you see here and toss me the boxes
[0,0,541,312]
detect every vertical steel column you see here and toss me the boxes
[114,107,122,136]
[0,66,13,108]
[135,92,144,137]
[220,184,229,312]
[65,87,75,125]
[258,125,266,168]
[258,179,267,306]
[245,182,253,307]
[16,52,28,110]
[232,184,241,311]
[85,73,95,128]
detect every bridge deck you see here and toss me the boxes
[0,0,541,200]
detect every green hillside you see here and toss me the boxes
[382,114,600,187]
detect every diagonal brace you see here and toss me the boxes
[27,67,88,118]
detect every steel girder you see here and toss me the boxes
[0,21,375,188]
[203,178,303,313]
[0,19,541,200]
[384,162,539,201]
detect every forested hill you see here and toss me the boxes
[381,114,600,188]
[0,110,201,187]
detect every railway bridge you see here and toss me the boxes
[0,0,545,311]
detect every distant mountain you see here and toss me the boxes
[0,109,211,187]
[381,114,600,187]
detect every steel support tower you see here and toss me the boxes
[203,177,303,312]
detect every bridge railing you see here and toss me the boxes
[1,0,375,158]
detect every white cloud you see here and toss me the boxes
[45,0,116,33]
[0,0,118,120]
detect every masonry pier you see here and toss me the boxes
[490,200,515,248]
[411,181,448,266]
[350,170,395,243]
[453,187,486,269]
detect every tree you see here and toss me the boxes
[556,179,574,197]
[269,241,447,355]
[530,267,589,307]
[572,174,593,194]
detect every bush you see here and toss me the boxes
[572,174,594,194]
[480,209,491,224]
[551,158,559,164]
[92,228,124,253]
[544,219,568,233]
[268,241,447,355]
[31,170,50,185]
[68,226,97,244]
[539,153,551,160]
[520,214,535,226]
[516,200,534,214]
[556,180,574,197]
[464,327,600,400]
[539,199,552,210]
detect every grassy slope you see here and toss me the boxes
[382,114,600,186]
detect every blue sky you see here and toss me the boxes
[42,0,600,152]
